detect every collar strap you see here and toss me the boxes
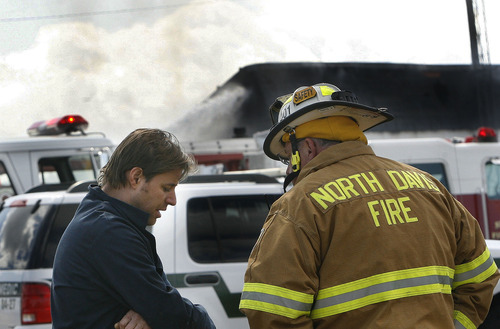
[288,129,301,173]
[283,127,301,192]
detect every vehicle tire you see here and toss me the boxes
[480,294,500,328]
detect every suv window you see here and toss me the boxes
[187,194,280,263]
[486,159,500,200]
[0,202,78,270]
[39,155,98,185]
[38,203,79,268]
[0,162,15,199]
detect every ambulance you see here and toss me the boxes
[0,115,114,198]
[187,127,500,240]
[369,127,500,240]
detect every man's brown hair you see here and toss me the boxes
[98,128,196,188]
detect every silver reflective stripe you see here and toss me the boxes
[454,319,467,329]
[313,274,452,311]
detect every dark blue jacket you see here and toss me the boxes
[51,185,215,329]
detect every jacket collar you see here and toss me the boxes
[88,185,150,229]
[296,141,375,184]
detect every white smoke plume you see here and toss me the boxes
[0,1,309,143]
[0,0,489,144]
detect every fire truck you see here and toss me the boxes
[184,127,500,240]
[0,115,114,198]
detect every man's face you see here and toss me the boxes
[130,169,182,226]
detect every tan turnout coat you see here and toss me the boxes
[240,141,500,329]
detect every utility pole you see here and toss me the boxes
[465,0,490,66]
[465,0,494,129]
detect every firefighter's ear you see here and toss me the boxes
[303,138,319,160]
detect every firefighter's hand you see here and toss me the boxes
[114,309,151,329]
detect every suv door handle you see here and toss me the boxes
[184,273,220,286]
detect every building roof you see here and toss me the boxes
[176,62,500,140]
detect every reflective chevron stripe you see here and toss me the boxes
[239,266,455,319]
[166,255,499,321]
[311,266,454,319]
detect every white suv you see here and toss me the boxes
[0,174,283,329]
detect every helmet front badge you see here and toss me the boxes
[293,86,317,105]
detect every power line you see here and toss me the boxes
[0,2,209,23]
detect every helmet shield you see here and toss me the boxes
[263,83,394,160]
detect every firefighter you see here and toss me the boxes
[239,83,500,328]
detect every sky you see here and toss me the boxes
[0,0,499,143]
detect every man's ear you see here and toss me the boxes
[127,167,143,188]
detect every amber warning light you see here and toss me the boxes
[27,115,89,136]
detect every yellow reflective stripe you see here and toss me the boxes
[239,282,314,319]
[454,310,477,329]
[239,299,309,319]
[311,266,454,319]
[455,249,491,274]
[453,249,498,289]
[242,283,314,302]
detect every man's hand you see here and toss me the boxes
[114,309,151,329]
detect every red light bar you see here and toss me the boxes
[464,127,498,143]
[27,115,89,136]
[476,127,497,142]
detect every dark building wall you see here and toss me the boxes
[177,62,500,140]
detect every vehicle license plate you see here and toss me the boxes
[1,297,17,311]
[0,283,20,312]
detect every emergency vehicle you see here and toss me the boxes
[184,127,500,240]
[0,115,114,197]
[370,127,500,240]
[0,145,499,328]
[1,176,497,329]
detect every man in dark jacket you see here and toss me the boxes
[51,128,216,329]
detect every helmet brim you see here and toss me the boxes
[263,100,394,160]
